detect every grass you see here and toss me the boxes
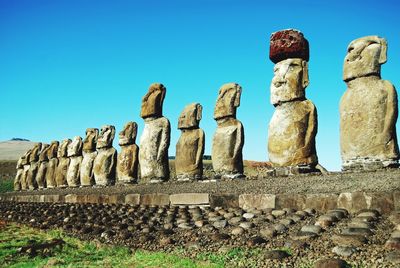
[0,222,220,268]
[0,178,13,193]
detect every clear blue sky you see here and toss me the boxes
[1,0,399,171]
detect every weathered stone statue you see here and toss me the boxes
[26,143,42,190]
[268,29,318,174]
[175,103,205,181]
[93,125,117,186]
[55,139,71,187]
[117,122,139,184]
[14,155,25,191]
[80,128,98,186]
[212,83,244,179]
[340,36,399,170]
[20,149,32,191]
[45,141,59,188]
[66,136,83,187]
[139,83,170,183]
[36,144,50,189]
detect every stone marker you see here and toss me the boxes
[45,141,59,188]
[117,122,139,184]
[36,144,50,189]
[93,125,117,186]
[80,128,98,186]
[340,36,399,171]
[212,83,244,179]
[55,139,71,188]
[139,83,170,183]
[268,29,318,174]
[66,136,83,187]
[26,142,42,190]
[175,103,205,181]
[20,149,32,191]
[13,154,25,191]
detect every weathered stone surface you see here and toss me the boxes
[239,194,275,210]
[26,143,42,190]
[314,258,349,268]
[140,193,169,206]
[124,194,140,205]
[80,128,98,186]
[66,136,83,187]
[337,192,370,213]
[175,103,205,181]
[45,141,59,188]
[264,249,289,260]
[117,122,139,184]
[268,59,318,169]
[269,29,309,64]
[210,194,239,208]
[340,36,399,170]
[212,83,244,178]
[170,193,209,206]
[331,234,367,247]
[276,194,306,210]
[305,194,338,212]
[36,144,49,189]
[55,139,71,187]
[13,159,23,191]
[94,125,117,186]
[139,83,170,183]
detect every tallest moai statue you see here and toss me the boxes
[268,29,318,174]
[340,36,399,170]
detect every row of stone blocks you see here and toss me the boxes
[2,191,399,214]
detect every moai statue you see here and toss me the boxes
[14,155,25,191]
[20,149,32,191]
[45,141,59,188]
[93,125,117,186]
[139,83,171,183]
[26,142,42,190]
[117,122,139,184]
[212,83,244,179]
[340,36,399,170]
[175,103,205,181]
[55,139,71,187]
[66,136,83,187]
[268,29,318,174]
[80,128,99,186]
[36,144,50,189]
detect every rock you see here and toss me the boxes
[284,239,308,249]
[340,36,399,171]
[243,213,255,219]
[332,246,357,257]
[175,103,205,181]
[247,236,267,247]
[347,221,374,229]
[271,210,286,217]
[385,238,400,250]
[80,129,98,186]
[194,220,204,228]
[264,249,290,260]
[301,225,322,234]
[66,136,83,187]
[260,227,277,238]
[386,251,400,264]
[341,227,373,236]
[239,222,254,229]
[231,227,244,235]
[269,29,309,64]
[331,234,367,247]
[273,223,288,234]
[293,231,318,240]
[117,122,139,184]
[93,125,117,186]
[211,233,231,241]
[159,237,173,246]
[55,139,71,187]
[212,83,244,178]
[279,218,294,226]
[213,220,227,229]
[358,210,379,218]
[326,210,346,220]
[314,258,349,268]
[178,223,192,229]
[391,230,400,238]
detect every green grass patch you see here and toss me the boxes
[0,178,13,193]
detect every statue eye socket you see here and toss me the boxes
[348,47,354,53]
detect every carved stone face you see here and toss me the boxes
[83,128,99,152]
[39,144,50,161]
[97,125,115,149]
[29,143,42,163]
[47,141,59,159]
[21,149,31,165]
[178,103,202,129]
[343,36,387,82]
[119,122,137,146]
[270,58,308,105]
[58,139,71,158]
[214,83,241,120]
[67,136,83,157]
[140,83,166,119]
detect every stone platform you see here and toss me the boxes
[2,169,400,214]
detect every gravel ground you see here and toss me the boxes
[4,169,400,197]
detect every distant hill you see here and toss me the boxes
[0,140,37,161]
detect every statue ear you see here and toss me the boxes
[110,126,116,140]
[132,122,138,138]
[302,61,309,88]
[234,87,241,107]
[94,129,99,141]
[196,104,203,121]
[379,38,387,64]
